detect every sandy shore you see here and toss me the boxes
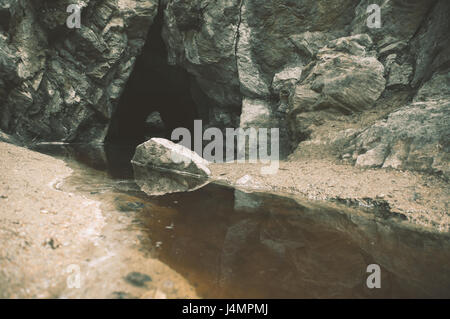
[0,142,197,298]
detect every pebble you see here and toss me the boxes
[236,175,252,185]
[43,238,61,249]
[165,223,174,230]
[153,289,167,299]
[124,272,152,287]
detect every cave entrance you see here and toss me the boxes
[106,6,198,147]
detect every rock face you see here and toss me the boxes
[0,129,15,144]
[288,34,386,144]
[0,0,449,178]
[0,0,158,142]
[348,72,450,179]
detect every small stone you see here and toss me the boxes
[124,272,152,287]
[165,223,174,230]
[145,111,165,131]
[117,201,144,212]
[342,153,351,159]
[236,175,252,186]
[153,289,167,299]
[43,238,61,249]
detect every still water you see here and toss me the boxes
[33,143,450,298]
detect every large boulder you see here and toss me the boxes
[131,138,211,196]
[288,34,386,144]
[132,138,211,177]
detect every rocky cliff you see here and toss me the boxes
[0,0,158,142]
[0,0,449,178]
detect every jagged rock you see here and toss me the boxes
[131,138,211,177]
[289,32,336,61]
[0,0,159,142]
[272,66,302,95]
[387,62,413,87]
[145,111,165,131]
[0,129,15,144]
[240,0,356,81]
[378,39,408,57]
[410,0,450,87]
[163,0,357,127]
[239,98,287,158]
[239,98,274,129]
[288,34,385,144]
[163,0,242,123]
[294,34,384,114]
[347,71,450,179]
[351,0,434,49]
[355,144,388,168]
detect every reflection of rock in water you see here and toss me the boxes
[219,219,259,288]
[139,185,450,298]
[218,209,367,298]
[234,190,263,213]
[31,143,137,179]
[132,164,210,196]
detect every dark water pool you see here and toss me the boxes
[32,143,450,298]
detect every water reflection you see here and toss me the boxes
[32,143,450,298]
[139,185,450,298]
[32,143,136,179]
[133,164,210,196]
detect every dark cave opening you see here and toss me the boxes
[0,8,11,32]
[106,6,199,147]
